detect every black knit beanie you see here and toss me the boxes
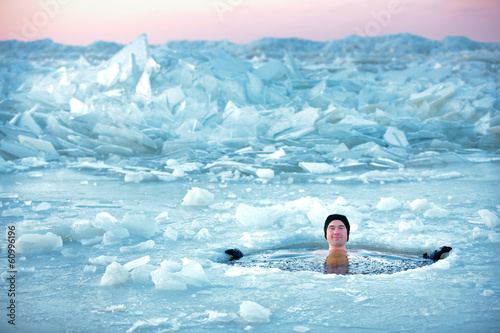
[324,214,350,241]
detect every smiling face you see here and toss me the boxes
[326,219,348,252]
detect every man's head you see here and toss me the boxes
[324,214,350,242]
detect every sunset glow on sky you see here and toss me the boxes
[1,0,499,45]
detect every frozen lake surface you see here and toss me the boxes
[1,33,499,332]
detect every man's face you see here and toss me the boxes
[326,220,348,249]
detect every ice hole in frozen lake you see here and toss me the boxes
[222,243,435,275]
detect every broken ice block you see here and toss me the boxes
[17,232,63,255]
[384,127,409,147]
[376,197,400,211]
[478,209,500,228]
[307,201,329,226]
[100,262,129,286]
[136,58,161,97]
[409,198,431,212]
[194,228,211,241]
[92,212,119,231]
[239,301,271,323]
[235,203,283,227]
[151,266,187,290]
[155,211,169,222]
[18,135,57,154]
[34,202,51,211]
[257,168,274,181]
[182,187,214,206]
[124,256,150,271]
[178,261,210,287]
[163,226,178,241]
[299,162,338,174]
[1,139,38,159]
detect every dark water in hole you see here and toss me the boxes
[225,246,434,275]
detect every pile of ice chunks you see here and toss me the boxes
[0,33,498,180]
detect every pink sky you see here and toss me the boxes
[1,0,499,45]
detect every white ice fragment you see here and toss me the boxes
[376,197,400,211]
[97,63,120,87]
[482,290,495,297]
[92,212,119,231]
[299,162,337,174]
[69,97,85,113]
[307,201,329,227]
[293,326,310,333]
[182,187,214,206]
[239,301,271,323]
[18,135,57,154]
[2,207,24,217]
[179,261,210,287]
[172,168,185,177]
[34,202,51,211]
[100,262,129,286]
[124,172,146,183]
[383,127,409,147]
[17,232,63,255]
[235,203,282,228]
[124,256,150,271]
[194,228,211,242]
[136,58,161,97]
[160,260,183,272]
[121,213,157,238]
[478,209,500,228]
[119,240,155,253]
[399,220,411,232]
[256,168,274,181]
[333,196,347,206]
[155,211,169,222]
[409,198,431,212]
[89,255,118,265]
[265,148,286,160]
[163,227,178,241]
[151,267,187,290]
[398,218,423,232]
[424,204,449,218]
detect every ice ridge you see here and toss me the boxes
[0,33,499,179]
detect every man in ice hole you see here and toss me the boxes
[225,214,451,274]
[322,213,452,274]
[323,214,350,274]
